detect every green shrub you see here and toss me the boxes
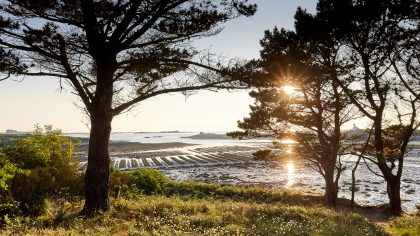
[0,154,23,223]
[10,166,84,216]
[51,156,84,197]
[131,168,169,194]
[110,171,136,197]
[3,125,78,169]
[0,202,19,226]
[0,154,22,193]
[10,168,57,216]
[1,126,83,216]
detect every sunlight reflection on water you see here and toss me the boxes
[286,161,295,186]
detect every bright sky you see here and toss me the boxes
[0,0,318,133]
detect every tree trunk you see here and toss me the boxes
[386,178,402,216]
[83,61,115,215]
[324,167,338,208]
[351,155,362,208]
[83,113,112,214]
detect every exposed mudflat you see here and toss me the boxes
[161,155,420,212]
[72,133,419,212]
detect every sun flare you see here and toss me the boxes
[283,85,295,95]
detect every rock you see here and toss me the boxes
[405,189,415,195]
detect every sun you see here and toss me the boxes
[283,85,295,95]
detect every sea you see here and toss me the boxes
[65,131,271,146]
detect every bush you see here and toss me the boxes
[131,169,169,194]
[3,125,78,169]
[0,202,20,226]
[252,149,272,161]
[10,168,59,216]
[110,171,136,197]
[1,126,83,216]
[0,154,23,223]
[0,154,22,194]
[9,166,84,216]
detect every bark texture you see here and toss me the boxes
[83,63,115,215]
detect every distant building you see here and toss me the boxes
[352,124,360,132]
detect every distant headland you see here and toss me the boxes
[181,132,231,140]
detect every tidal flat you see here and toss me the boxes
[74,137,419,212]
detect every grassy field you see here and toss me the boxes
[386,214,420,236]
[2,196,388,236]
[3,181,412,236]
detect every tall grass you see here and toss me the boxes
[1,192,386,235]
[387,213,420,236]
[0,169,393,235]
[164,181,324,206]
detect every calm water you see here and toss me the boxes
[65,132,270,146]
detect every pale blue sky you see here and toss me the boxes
[0,0,318,133]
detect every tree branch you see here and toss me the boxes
[120,0,189,49]
[112,80,237,116]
